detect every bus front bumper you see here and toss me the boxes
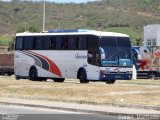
[99,73,132,80]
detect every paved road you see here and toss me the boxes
[0,105,118,120]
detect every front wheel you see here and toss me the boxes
[78,70,89,83]
[106,80,116,84]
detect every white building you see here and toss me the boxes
[144,24,160,46]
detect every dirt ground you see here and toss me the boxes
[0,76,160,107]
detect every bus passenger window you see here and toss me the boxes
[16,37,23,50]
[78,36,87,50]
[50,37,56,49]
[55,36,62,50]
[68,36,78,50]
[87,35,100,66]
[88,51,100,66]
[44,36,50,50]
[35,37,44,50]
[23,37,34,50]
[62,36,68,49]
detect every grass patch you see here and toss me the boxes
[0,35,12,46]
[117,80,160,86]
[0,77,160,107]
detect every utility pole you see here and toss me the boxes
[51,17,61,29]
[42,0,45,32]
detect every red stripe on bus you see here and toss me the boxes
[29,51,62,77]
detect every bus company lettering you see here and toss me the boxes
[75,53,87,59]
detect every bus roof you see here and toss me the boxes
[16,30,129,37]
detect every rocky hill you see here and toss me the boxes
[0,0,160,45]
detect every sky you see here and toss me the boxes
[1,0,99,3]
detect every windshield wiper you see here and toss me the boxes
[108,50,119,60]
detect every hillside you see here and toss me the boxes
[0,0,160,46]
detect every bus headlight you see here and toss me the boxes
[100,70,110,75]
[127,71,132,74]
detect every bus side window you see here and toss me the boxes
[78,36,87,50]
[87,35,100,66]
[62,36,68,50]
[44,36,50,50]
[50,37,56,49]
[35,36,44,50]
[55,36,62,50]
[88,51,100,66]
[44,36,56,50]
[68,36,78,50]
[23,36,34,50]
[16,37,23,50]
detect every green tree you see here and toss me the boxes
[135,37,143,46]
[29,26,38,33]
[14,7,20,13]
[8,36,16,50]
[17,27,26,33]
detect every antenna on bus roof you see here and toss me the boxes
[48,29,96,33]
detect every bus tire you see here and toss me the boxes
[78,69,89,83]
[37,77,47,82]
[53,78,65,82]
[15,75,20,80]
[29,67,38,81]
[106,80,116,84]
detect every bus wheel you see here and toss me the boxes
[15,75,20,80]
[106,80,116,84]
[78,70,89,83]
[53,78,65,82]
[29,68,38,81]
[37,77,47,82]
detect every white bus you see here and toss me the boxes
[14,29,133,84]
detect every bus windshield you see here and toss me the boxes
[100,37,133,67]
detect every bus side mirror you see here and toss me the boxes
[99,47,105,60]
[132,48,141,61]
[101,53,105,60]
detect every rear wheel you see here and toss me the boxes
[6,73,12,76]
[53,78,65,82]
[15,75,20,80]
[37,77,47,81]
[29,68,38,81]
[106,80,116,84]
[78,70,89,83]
